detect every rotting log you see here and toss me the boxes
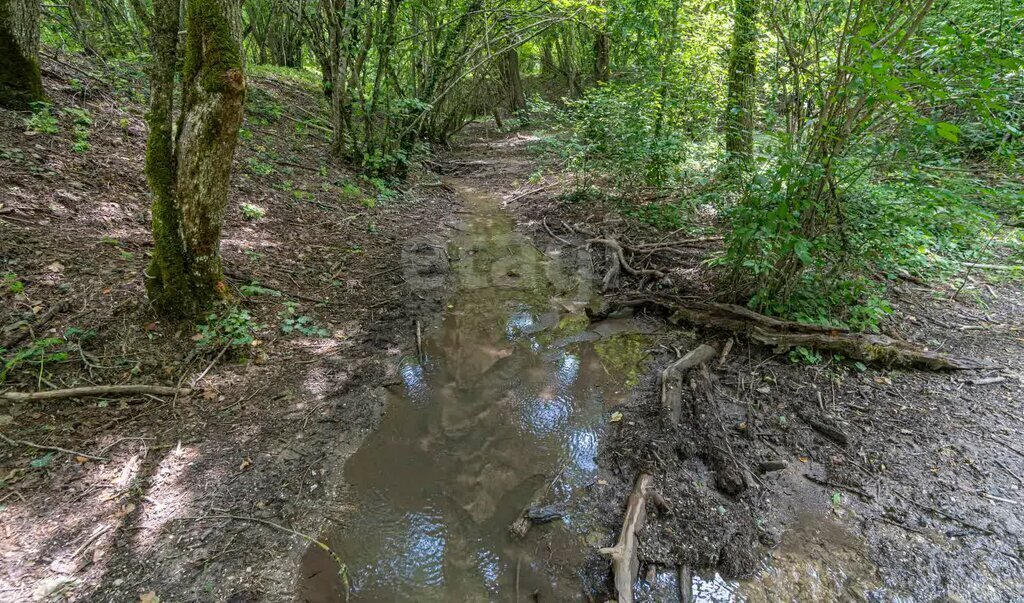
[661,344,717,425]
[747,329,993,371]
[599,297,991,371]
[600,473,668,603]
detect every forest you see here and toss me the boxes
[1,0,1022,600]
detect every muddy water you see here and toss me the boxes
[301,182,651,601]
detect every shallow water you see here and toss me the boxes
[299,182,651,601]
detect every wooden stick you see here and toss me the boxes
[599,473,666,603]
[1,384,192,402]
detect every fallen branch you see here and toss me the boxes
[0,432,108,461]
[607,297,990,370]
[600,473,668,603]
[748,329,992,371]
[960,262,1023,271]
[1,384,192,402]
[661,344,717,425]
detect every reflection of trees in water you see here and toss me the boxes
[332,209,613,600]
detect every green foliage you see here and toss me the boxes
[196,309,261,350]
[66,108,92,153]
[246,157,274,176]
[278,302,329,337]
[246,88,283,123]
[240,202,266,220]
[2,273,24,295]
[0,338,67,383]
[24,102,59,134]
[239,281,281,297]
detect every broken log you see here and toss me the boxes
[600,473,667,603]
[748,328,993,371]
[604,297,992,370]
[661,344,718,425]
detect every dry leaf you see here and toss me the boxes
[139,591,160,603]
[609,411,623,423]
[239,457,252,471]
[75,455,89,464]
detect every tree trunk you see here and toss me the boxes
[501,47,526,115]
[0,0,45,109]
[593,31,609,83]
[145,0,246,317]
[724,0,758,161]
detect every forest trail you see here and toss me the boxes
[2,55,1023,602]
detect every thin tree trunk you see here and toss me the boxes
[145,0,246,317]
[593,31,609,83]
[724,0,758,161]
[0,0,45,108]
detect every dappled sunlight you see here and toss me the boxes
[131,444,199,550]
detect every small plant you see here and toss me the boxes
[240,203,266,220]
[246,157,274,176]
[279,302,329,337]
[64,107,92,153]
[24,102,59,135]
[195,309,261,350]
[239,281,281,297]
[788,346,823,365]
[340,182,361,197]
[528,169,544,184]
[1,338,67,383]
[238,128,253,141]
[2,273,24,295]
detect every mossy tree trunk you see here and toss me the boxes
[724,0,758,162]
[0,0,45,109]
[145,0,246,318]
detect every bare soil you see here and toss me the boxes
[1,55,459,602]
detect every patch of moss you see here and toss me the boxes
[594,334,650,387]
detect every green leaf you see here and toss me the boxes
[31,452,55,468]
[935,122,960,143]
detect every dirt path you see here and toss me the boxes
[2,55,1022,602]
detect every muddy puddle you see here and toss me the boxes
[297,182,891,602]
[298,181,654,601]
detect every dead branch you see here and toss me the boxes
[600,473,668,603]
[661,344,717,425]
[1,384,192,402]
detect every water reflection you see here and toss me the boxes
[315,183,651,602]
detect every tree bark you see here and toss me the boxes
[724,0,758,161]
[501,46,526,115]
[145,0,246,317]
[0,0,45,108]
[593,31,610,83]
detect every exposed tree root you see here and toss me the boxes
[1,384,192,401]
[600,297,992,370]
[588,238,666,291]
[600,473,668,603]
[661,344,718,425]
